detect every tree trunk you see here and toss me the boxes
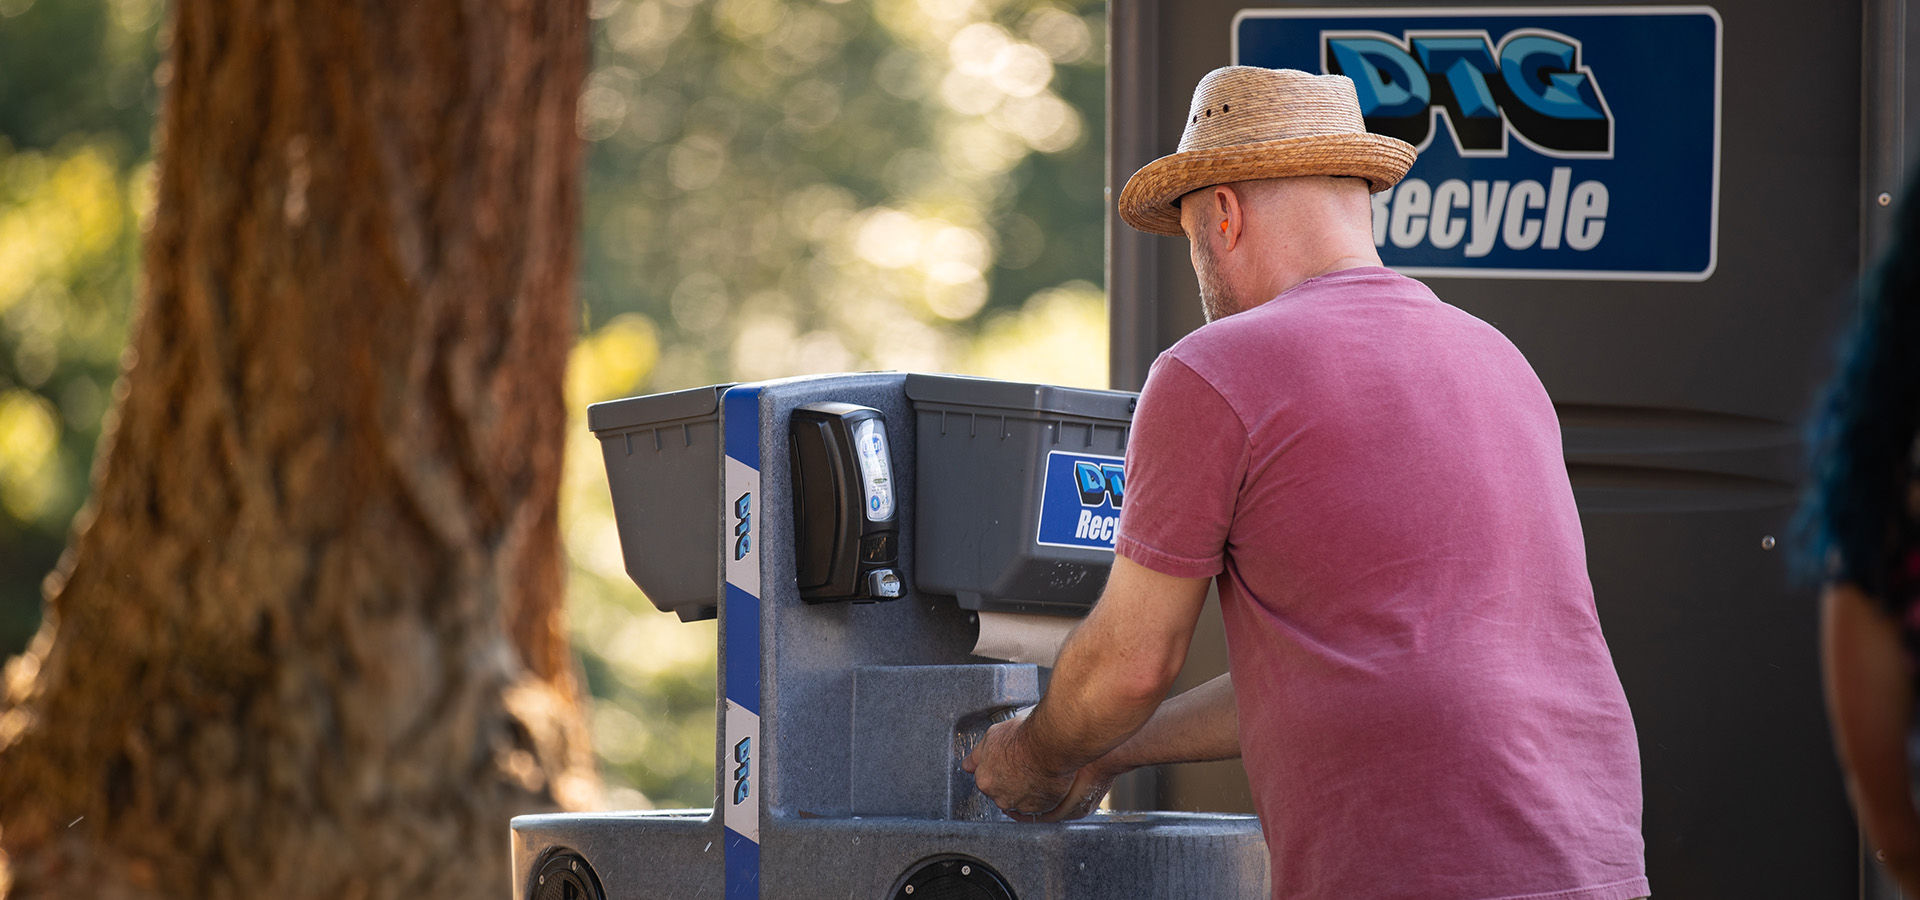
[0,1,595,897]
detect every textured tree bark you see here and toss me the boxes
[0,1,595,897]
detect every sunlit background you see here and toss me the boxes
[0,0,1110,810]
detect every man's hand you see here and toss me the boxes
[975,670,1245,823]
[1031,762,1119,823]
[963,717,1076,820]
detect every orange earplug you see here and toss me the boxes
[1219,220,1229,235]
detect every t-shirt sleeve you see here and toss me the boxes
[1115,353,1249,578]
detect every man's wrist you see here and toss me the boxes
[1088,744,1139,781]
[1011,714,1082,781]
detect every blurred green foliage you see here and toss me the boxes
[575,0,1107,389]
[0,0,162,655]
[566,0,1110,810]
[1,0,1110,812]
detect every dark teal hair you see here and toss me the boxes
[1799,177,1920,605]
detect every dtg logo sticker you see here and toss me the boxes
[1236,7,1721,281]
[1324,29,1612,157]
[1037,451,1125,550]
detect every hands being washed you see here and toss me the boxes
[963,716,1117,823]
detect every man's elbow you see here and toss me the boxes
[1106,651,1183,710]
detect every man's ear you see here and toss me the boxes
[1214,185,1243,250]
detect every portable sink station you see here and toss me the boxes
[510,372,1268,900]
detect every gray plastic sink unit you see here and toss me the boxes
[528,373,1267,900]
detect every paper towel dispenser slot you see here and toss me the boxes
[791,402,902,603]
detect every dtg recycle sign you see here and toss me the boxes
[1235,7,1722,281]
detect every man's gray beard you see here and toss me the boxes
[1194,237,1237,324]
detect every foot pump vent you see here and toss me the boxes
[890,855,1016,900]
[530,849,605,900]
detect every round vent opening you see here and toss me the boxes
[889,855,1016,900]
[530,848,606,900]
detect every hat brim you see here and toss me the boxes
[1117,132,1418,237]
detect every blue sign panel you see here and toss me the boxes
[1035,450,1125,551]
[1235,7,1721,281]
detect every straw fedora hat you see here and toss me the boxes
[1118,66,1418,237]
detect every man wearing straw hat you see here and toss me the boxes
[966,67,1648,900]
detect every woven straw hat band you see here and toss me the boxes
[1117,66,1418,237]
[1178,68,1367,153]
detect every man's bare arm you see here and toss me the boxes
[1033,672,1241,822]
[963,555,1211,816]
[1103,671,1240,770]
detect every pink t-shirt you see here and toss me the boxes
[1116,267,1647,900]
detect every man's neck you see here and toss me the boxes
[1216,177,1385,313]
[1253,246,1383,304]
